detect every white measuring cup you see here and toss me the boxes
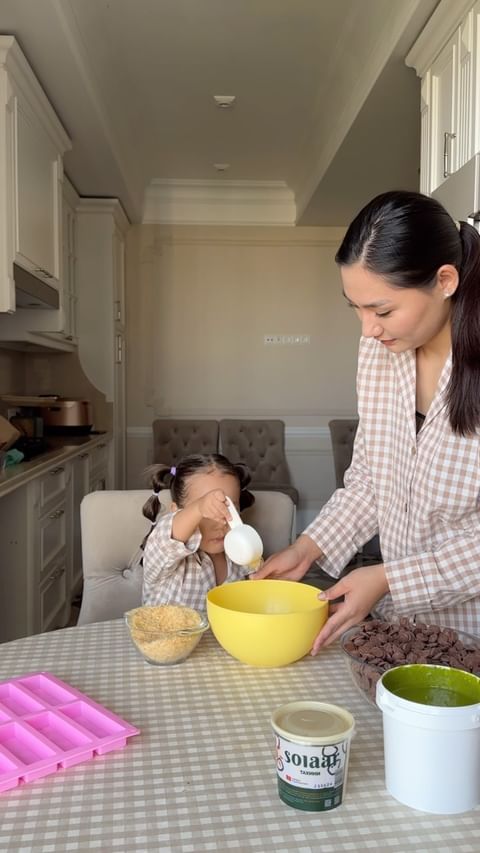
[224,496,264,572]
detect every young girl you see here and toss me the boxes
[142,453,255,610]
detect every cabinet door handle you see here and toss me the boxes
[80,452,89,459]
[98,443,106,448]
[48,508,65,519]
[34,267,54,279]
[50,466,65,475]
[443,131,456,178]
[116,334,123,364]
[47,565,65,582]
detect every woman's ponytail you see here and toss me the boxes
[448,221,480,435]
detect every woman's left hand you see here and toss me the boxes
[311,563,389,654]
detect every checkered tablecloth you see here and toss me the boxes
[0,621,479,852]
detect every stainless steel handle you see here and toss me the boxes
[443,131,456,178]
[47,565,65,582]
[114,299,122,322]
[116,334,123,364]
[34,267,54,279]
[48,508,65,519]
[50,467,65,475]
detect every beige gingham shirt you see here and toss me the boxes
[142,512,248,611]
[305,335,480,636]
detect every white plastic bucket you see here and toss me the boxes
[376,664,480,814]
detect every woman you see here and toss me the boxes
[254,190,480,652]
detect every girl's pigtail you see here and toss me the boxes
[234,462,255,511]
[142,464,174,522]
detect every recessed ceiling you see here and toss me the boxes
[0,0,440,224]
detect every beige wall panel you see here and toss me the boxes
[126,224,359,520]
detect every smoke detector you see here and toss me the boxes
[213,95,236,109]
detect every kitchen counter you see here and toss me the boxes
[0,431,112,498]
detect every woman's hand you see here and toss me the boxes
[251,535,323,583]
[311,563,389,653]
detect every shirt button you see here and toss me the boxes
[411,446,417,456]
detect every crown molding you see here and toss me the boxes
[142,179,297,226]
[76,197,130,232]
[406,0,475,76]
[0,35,71,154]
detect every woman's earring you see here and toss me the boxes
[443,291,452,299]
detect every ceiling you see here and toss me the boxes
[0,0,440,225]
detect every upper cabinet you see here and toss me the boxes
[0,36,71,313]
[407,0,479,195]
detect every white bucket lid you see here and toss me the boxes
[377,665,480,731]
[271,701,355,744]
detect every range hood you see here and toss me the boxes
[14,263,59,309]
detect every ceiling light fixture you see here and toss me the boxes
[213,163,230,171]
[213,95,236,109]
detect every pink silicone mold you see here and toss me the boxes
[0,672,139,792]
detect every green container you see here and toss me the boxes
[271,701,355,812]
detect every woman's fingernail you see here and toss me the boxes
[318,592,326,600]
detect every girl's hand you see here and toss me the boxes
[251,535,322,582]
[311,563,389,653]
[195,489,231,524]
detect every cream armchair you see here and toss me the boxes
[77,488,296,625]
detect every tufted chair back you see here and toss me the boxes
[328,418,382,562]
[328,419,359,488]
[152,419,219,465]
[219,419,298,504]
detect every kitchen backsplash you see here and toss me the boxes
[0,347,112,432]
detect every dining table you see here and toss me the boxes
[0,620,479,853]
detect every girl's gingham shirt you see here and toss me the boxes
[305,335,480,636]
[142,511,248,611]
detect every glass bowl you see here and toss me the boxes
[125,604,209,666]
[341,621,480,707]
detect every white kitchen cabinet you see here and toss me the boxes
[76,200,129,489]
[0,465,71,642]
[0,36,71,313]
[0,437,113,642]
[406,0,478,194]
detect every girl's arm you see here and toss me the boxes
[143,512,202,588]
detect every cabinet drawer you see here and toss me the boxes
[40,561,67,633]
[89,442,109,476]
[37,465,68,514]
[39,505,67,584]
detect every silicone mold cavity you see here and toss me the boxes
[0,672,139,792]
[0,684,44,715]
[20,674,76,706]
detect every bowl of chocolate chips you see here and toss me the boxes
[341,618,480,706]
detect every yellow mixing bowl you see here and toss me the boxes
[206,580,328,667]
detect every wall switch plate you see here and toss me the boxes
[264,334,310,345]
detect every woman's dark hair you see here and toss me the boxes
[142,452,255,526]
[336,190,480,435]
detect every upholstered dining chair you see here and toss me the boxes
[77,488,296,625]
[219,419,299,504]
[152,419,219,465]
[328,418,382,564]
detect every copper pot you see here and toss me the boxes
[42,398,93,434]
